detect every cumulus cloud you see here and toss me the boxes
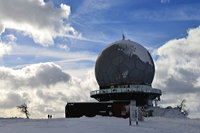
[0,92,29,109]
[153,26,200,116]
[0,34,17,56]
[0,62,98,118]
[0,0,80,46]
[0,62,70,89]
[153,26,200,93]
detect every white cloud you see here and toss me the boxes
[0,42,13,56]
[0,92,29,109]
[153,26,200,116]
[0,63,98,118]
[0,34,17,56]
[58,44,69,51]
[0,0,80,46]
[74,0,114,16]
[11,45,97,60]
[0,62,70,89]
[0,23,4,34]
[5,34,17,42]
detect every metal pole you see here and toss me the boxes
[129,100,138,126]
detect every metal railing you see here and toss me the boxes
[90,85,161,96]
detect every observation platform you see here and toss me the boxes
[90,85,161,106]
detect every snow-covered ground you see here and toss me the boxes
[0,116,200,133]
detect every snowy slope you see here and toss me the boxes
[0,117,200,133]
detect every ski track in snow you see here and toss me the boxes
[0,117,200,133]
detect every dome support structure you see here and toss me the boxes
[65,38,162,119]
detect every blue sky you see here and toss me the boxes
[1,0,200,68]
[1,0,200,118]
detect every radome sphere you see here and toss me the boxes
[95,39,155,89]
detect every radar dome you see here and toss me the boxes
[95,39,155,89]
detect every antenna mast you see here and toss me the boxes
[122,33,125,40]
